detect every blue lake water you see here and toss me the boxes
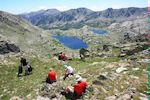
[91,28,108,35]
[53,35,88,50]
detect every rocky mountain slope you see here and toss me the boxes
[0,10,63,55]
[20,7,147,29]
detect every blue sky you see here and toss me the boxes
[0,0,147,14]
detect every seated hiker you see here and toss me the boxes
[59,52,67,61]
[63,65,74,80]
[46,68,57,84]
[61,75,87,100]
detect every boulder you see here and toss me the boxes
[103,45,110,51]
[79,48,90,59]
[39,82,64,100]
[0,41,20,54]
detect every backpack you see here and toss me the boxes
[28,65,32,72]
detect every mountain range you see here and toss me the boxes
[20,7,147,30]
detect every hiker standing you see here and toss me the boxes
[63,65,74,80]
[20,58,29,75]
[46,68,57,84]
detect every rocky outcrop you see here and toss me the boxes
[39,82,65,100]
[0,41,20,54]
[79,48,90,59]
[118,43,148,56]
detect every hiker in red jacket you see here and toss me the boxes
[61,75,87,100]
[58,52,67,61]
[46,68,57,84]
[73,75,87,98]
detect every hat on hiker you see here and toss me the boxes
[75,75,82,82]
[64,64,68,68]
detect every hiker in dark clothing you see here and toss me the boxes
[20,58,32,75]
[20,58,28,66]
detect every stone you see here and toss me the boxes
[140,97,148,100]
[106,63,117,68]
[117,94,131,100]
[118,53,126,57]
[36,96,50,100]
[27,94,31,98]
[101,86,107,93]
[91,62,99,65]
[116,67,127,73]
[79,48,89,59]
[139,93,147,100]
[130,75,139,79]
[97,75,107,80]
[105,96,116,100]
[132,68,139,71]
[10,96,23,100]
[92,80,104,85]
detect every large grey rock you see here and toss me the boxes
[79,48,90,59]
[0,41,20,54]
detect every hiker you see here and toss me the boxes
[20,58,29,75]
[58,52,67,61]
[63,65,74,80]
[20,58,32,75]
[46,68,57,84]
[61,75,87,100]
